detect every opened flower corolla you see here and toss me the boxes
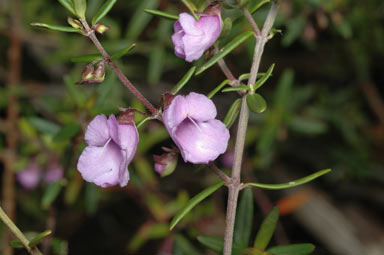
[77,114,138,188]
[163,92,229,164]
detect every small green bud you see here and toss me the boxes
[67,17,82,29]
[94,24,110,35]
[246,93,267,113]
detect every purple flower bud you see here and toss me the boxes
[44,162,64,183]
[172,13,222,62]
[163,92,230,164]
[153,152,178,177]
[77,114,139,188]
[17,162,41,190]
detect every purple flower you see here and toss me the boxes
[163,92,230,164]
[172,13,221,62]
[44,162,64,183]
[77,114,138,188]
[17,162,41,190]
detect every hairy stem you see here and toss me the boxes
[0,206,43,255]
[80,19,159,117]
[223,3,279,255]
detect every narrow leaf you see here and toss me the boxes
[58,0,76,15]
[254,206,280,250]
[92,0,117,25]
[234,188,254,248]
[28,117,60,135]
[171,66,196,95]
[244,169,331,190]
[71,54,102,63]
[197,235,243,254]
[170,182,224,230]
[30,23,80,33]
[222,85,250,92]
[252,64,274,91]
[126,0,159,40]
[250,0,271,14]
[9,240,24,248]
[29,230,52,247]
[42,181,63,209]
[247,93,267,113]
[111,43,136,60]
[74,0,87,19]
[144,9,179,20]
[196,31,254,75]
[181,0,199,20]
[266,243,315,255]
[207,79,230,99]
[136,117,152,129]
[224,98,242,129]
[53,122,82,142]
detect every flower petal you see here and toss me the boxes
[178,13,202,36]
[85,114,110,146]
[77,141,123,188]
[182,34,207,62]
[185,92,217,122]
[107,114,119,145]
[199,16,222,47]
[163,95,188,131]
[117,123,138,187]
[173,119,229,164]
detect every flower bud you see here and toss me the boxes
[153,152,178,177]
[93,61,105,83]
[67,17,82,29]
[17,162,41,190]
[94,24,110,35]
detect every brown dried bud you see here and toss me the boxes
[67,17,82,29]
[203,1,221,16]
[116,110,135,124]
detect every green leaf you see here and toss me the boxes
[253,63,275,91]
[85,183,100,215]
[30,23,80,33]
[42,181,63,209]
[254,206,280,250]
[173,234,200,255]
[144,9,178,20]
[29,230,52,247]
[9,240,24,248]
[74,0,87,19]
[28,117,60,135]
[222,85,250,92]
[111,43,136,60]
[92,0,117,25]
[250,0,271,14]
[53,122,81,142]
[197,235,243,254]
[244,169,331,190]
[136,117,152,129]
[196,31,254,75]
[207,79,230,99]
[71,54,102,63]
[170,182,224,230]
[266,243,315,255]
[224,98,242,129]
[282,16,305,47]
[126,0,160,40]
[181,0,199,20]
[234,188,253,248]
[247,93,267,113]
[171,66,196,95]
[58,0,76,15]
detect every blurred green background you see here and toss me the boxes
[1,0,383,254]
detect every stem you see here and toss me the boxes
[0,206,43,255]
[209,163,232,185]
[223,3,279,255]
[214,47,239,87]
[79,19,159,117]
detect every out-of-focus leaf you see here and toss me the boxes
[30,23,80,33]
[196,31,254,75]
[18,118,37,138]
[58,0,76,15]
[126,0,160,40]
[170,182,224,230]
[148,47,165,84]
[207,79,230,98]
[138,128,168,153]
[64,172,83,205]
[136,117,152,129]
[92,0,117,25]
[28,117,60,135]
[144,9,179,20]
[173,234,200,255]
[53,122,81,142]
[111,43,136,60]
[74,0,87,19]
[221,17,233,38]
[247,93,267,113]
[250,0,271,14]
[42,181,63,209]
[64,75,87,108]
[9,240,24,248]
[197,235,243,254]
[71,54,102,63]
[224,98,242,129]
[289,116,328,135]
[29,230,52,247]
[222,85,250,92]
[171,66,196,95]
[282,16,305,47]
[244,169,331,190]
[85,183,100,215]
[266,243,315,255]
[129,223,169,251]
[253,206,280,250]
[234,188,253,248]
[253,63,275,91]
